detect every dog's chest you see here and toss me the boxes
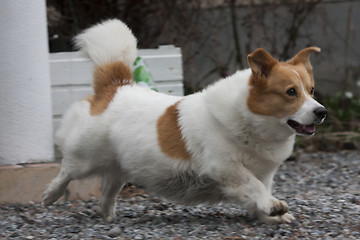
[244,133,295,162]
[234,135,295,185]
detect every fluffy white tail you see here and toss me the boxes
[74,19,137,66]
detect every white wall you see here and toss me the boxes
[0,1,54,165]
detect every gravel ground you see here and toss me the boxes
[1,151,359,239]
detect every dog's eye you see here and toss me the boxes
[310,87,315,95]
[286,88,297,97]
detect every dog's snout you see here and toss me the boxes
[313,107,327,120]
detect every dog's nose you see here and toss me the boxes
[313,107,327,120]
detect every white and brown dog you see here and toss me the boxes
[43,19,326,224]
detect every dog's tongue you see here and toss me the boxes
[287,120,316,135]
[297,124,316,135]
[293,122,315,135]
[304,124,316,134]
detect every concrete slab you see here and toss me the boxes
[0,163,101,204]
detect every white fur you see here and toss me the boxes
[43,19,325,225]
[289,69,325,126]
[74,19,137,66]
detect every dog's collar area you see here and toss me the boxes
[287,119,315,135]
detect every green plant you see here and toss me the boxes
[322,92,360,132]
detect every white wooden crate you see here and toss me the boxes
[50,45,183,132]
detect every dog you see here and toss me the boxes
[43,19,326,224]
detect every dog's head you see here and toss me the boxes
[247,47,326,136]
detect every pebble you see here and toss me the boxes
[0,151,359,239]
[134,234,143,239]
[108,226,122,237]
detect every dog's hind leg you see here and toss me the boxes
[43,167,71,206]
[43,156,94,206]
[98,172,125,221]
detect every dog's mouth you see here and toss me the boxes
[287,120,316,135]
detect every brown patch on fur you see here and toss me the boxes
[247,47,319,118]
[157,101,191,160]
[247,48,278,78]
[85,61,133,115]
[288,46,320,73]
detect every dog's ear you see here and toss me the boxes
[288,46,321,73]
[247,48,278,78]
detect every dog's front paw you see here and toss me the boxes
[258,212,296,224]
[269,199,288,216]
[258,197,288,217]
[280,213,295,223]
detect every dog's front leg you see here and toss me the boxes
[218,166,291,222]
